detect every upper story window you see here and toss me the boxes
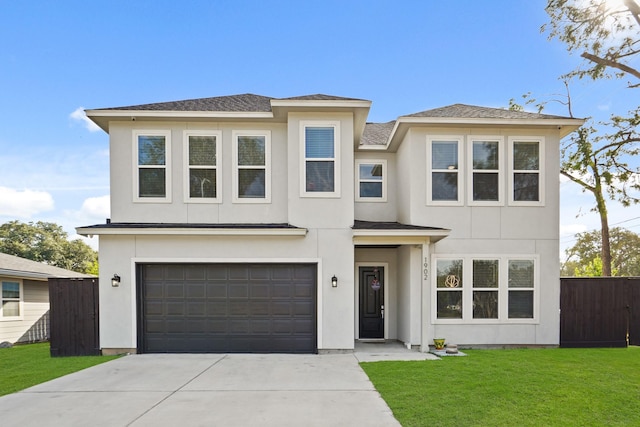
[233,131,271,203]
[1,281,21,320]
[509,137,544,205]
[301,121,340,197]
[356,159,386,201]
[427,137,463,205]
[434,255,537,323]
[134,130,171,202]
[184,131,221,203]
[468,137,504,205]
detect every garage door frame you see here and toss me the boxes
[136,262,318,354]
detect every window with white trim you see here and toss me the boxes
[134,130,171,202]
[508,259,535,318]
[184,131,221,202]
[1,281,21,319]
[509,137,544,205]
[427,137,463,205]
[233,131,271,202]
[356,159,386,201]
[468,137,504,205]
[301,121,340,197]
[434,255,537,322]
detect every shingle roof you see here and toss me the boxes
[99,93,273,112]
[352,220,446,231]
[362,121,395,145]
[0,252,91,279]
[96,93,369,112]
[278,94,369,101]
[404,103,571,120]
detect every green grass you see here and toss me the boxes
[0,342,118,396]
[361,347,640,427]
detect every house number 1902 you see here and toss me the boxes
[423,258,428,280]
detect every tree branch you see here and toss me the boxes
[581,51,640,80]
[561,170,596,192]
[624,0,640,27]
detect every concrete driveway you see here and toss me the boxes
[0,353,406,427]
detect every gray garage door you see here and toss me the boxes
[139,263,317,353]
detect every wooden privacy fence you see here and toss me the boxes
[48,277,100,356]
[560,277,640,348]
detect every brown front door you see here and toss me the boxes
[359,266,384,339]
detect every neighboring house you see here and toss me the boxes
[0,252,89,344]
[78,94,583,355]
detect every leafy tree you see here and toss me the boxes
[540,0,640,275]
[543,0,640,84]
[0,220,98,275]
[561,227,640,276]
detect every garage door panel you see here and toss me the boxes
[185,265,206,280]
[186,283,206,298]
[229,266,250,280]
[295,283,314,298]
[145,319,164,333]
[272,284,292,298]
[294,301,314,316]
[249,265,271,280]
[250,320,270,334]
[165,301,186,315]
[207,301,227,316]
[145,282,164,298]
[228,283,248,298]
[272,320,293,334]
[293,319,314,334]
[271,266,293,280]
[146,301,163,315]
[166,266,185,280]
[229,319,250,334]
[250,301,270,315]
[206,283,227,298]
[250,283,270,298]
[229,300,249,315]
[208,319,228,334]
[140,263,316,353]
[187,302,206,316]
[272,302,291,316]
[144,265,165,280]
[166,319,186,333]
[187,319,207,333]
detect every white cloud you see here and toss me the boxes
[80,195,110,218]
[0,187,54,217]
[70,107,101,132]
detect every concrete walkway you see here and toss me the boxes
[0,351,426,427]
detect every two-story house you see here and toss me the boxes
[78,94,583,354]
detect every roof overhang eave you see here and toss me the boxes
[76,226,308,237]
[85,110,276,132]
[352,228,450,245]
[270,100,372,145]
[384,116,586,150]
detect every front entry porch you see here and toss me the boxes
[354,340,439,361]
[353,220,450,353]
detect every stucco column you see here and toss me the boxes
[420,242,431,352]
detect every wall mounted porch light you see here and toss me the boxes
[331,275,338,288]
[111,274,121,287]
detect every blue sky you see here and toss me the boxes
[1,0,638,256]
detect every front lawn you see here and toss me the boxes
[361,347,640,427]
[0,342,118,396]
